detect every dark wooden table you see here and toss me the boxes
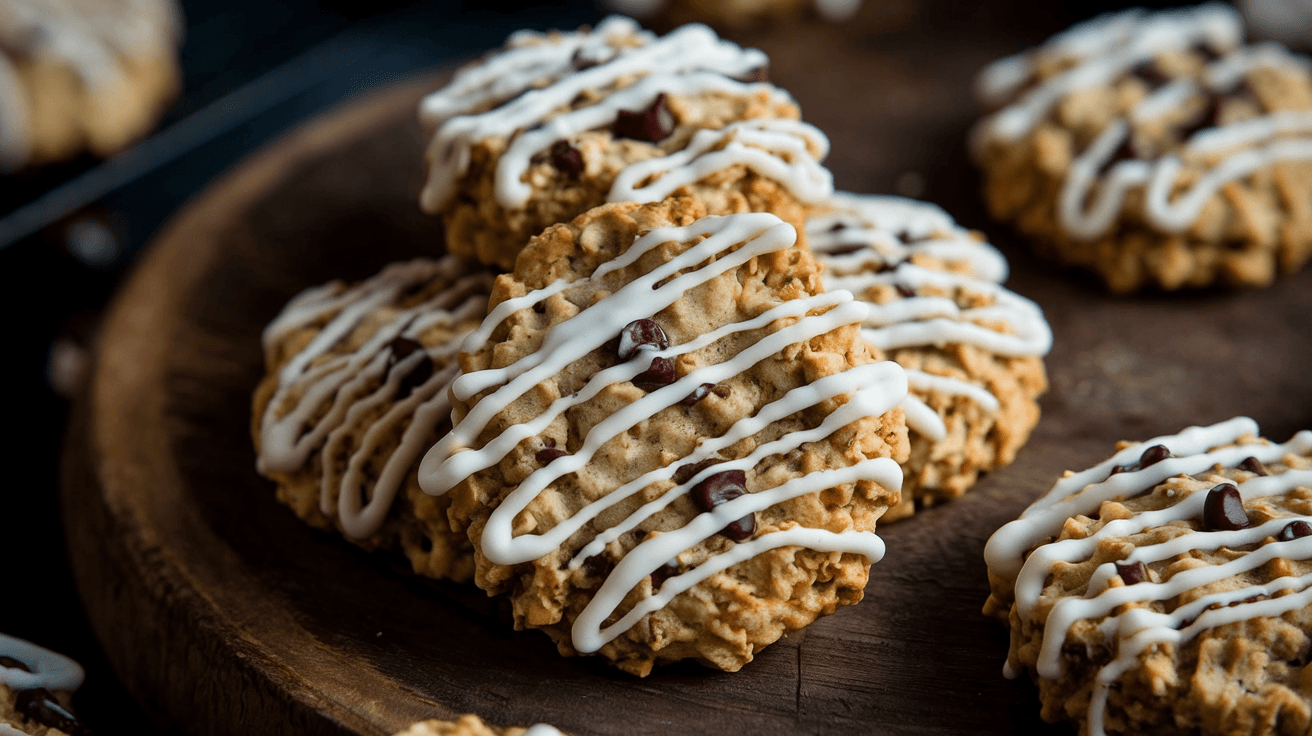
[60,9,1312,735]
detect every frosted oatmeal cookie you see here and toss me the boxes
[0,0,182,171]
[252,257,494,582]
[418,16,824,270]
[1,633,87,735]
[417,197,909,675]
[810,193,1050,520]
[973,4,1312,292]
[984,417,1312,736]
[395,715,566,736]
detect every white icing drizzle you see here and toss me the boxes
[418,18,783,212]
[809,194,1042,444]
[522,726,566,736]
[983,417,1312,736]
[0,632,84,692]
[977,4,1312,241]
[0,0,182,170]
[416,213,907,654]
[256,257,492,541]
[807,193,1010,283]
[607,118,833,204]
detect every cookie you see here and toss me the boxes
[0,0,182,171]
[972,4,1312,292]
[418,16,822,270]
[394,715,566,736]
[984,417,1312,735]
[809,193,1050,520]
[252,257,494,582]
[0,632,87,736]
[417,197,909,675]
[600,0,862,27]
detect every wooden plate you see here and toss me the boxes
[62,21,1312,736]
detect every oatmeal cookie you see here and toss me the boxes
[394,715,566,736]
[252,257,494,582]
[984,417,1312,735]
[0,0,182,171]
[810,193,1050,520]
[417,197,909,675]
[0,633,87,736]
[973,4,1312,292]
[418,16,825,270]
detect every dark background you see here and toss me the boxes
[0,0,1226,732]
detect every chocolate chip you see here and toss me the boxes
[537,448,566,465]
[692,470,747,512]
[583,554,611,578]
[1279,521,1312,542]
[1115,560,1149,585]
[15,689,87,736]
[721,513,756,542]
[0,655,30,672]
[673,458,718,485]
[1196,42,1223,63]
[1138,445,1171,468]
[894,284,916,299]
[571,47,600,71]
[613,93,674,142]
[824,243,865,256]
[386,337,433,400]
[1202,483,1250,531]
[1130,60,1171,88]
[828,222,847,232]
[1238,457,1268,476]
[680,383,729,406]
[651,560,680,590]
[633,356,676,391]
[549,140,584,178]
[1110,445,1171,477]
[532,301,547,314]
[691,470,756,542]
[618,318,669,360]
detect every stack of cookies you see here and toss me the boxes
[252,15,1051,676]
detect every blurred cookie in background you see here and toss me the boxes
[0,0,183,172]
[601,0,863,28]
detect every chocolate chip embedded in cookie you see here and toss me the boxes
[418,197,909,675]
[252,257,495,583]
[809,193,1050,520]
[0,632,88,736]
[972,4,1312,292]
[984,417,1312,735]
[418,17,816,270]
[0,0,183,171]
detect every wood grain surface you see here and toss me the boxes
[61,14,1312,736]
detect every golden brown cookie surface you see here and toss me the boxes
[985,417,1312,735]
[0,0,182,170]
[418,17,827,270]
[252,257,495,583]
[973,5,1312,292]
[419,198,909,675]
[809,193,1050,520]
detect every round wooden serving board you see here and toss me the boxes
[62,19,1312,736]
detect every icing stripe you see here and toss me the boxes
[256,257,492,540]
[608,119,832,205]
[0,632,84,692]
[419,20,779,212]
[417,212,907,654]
